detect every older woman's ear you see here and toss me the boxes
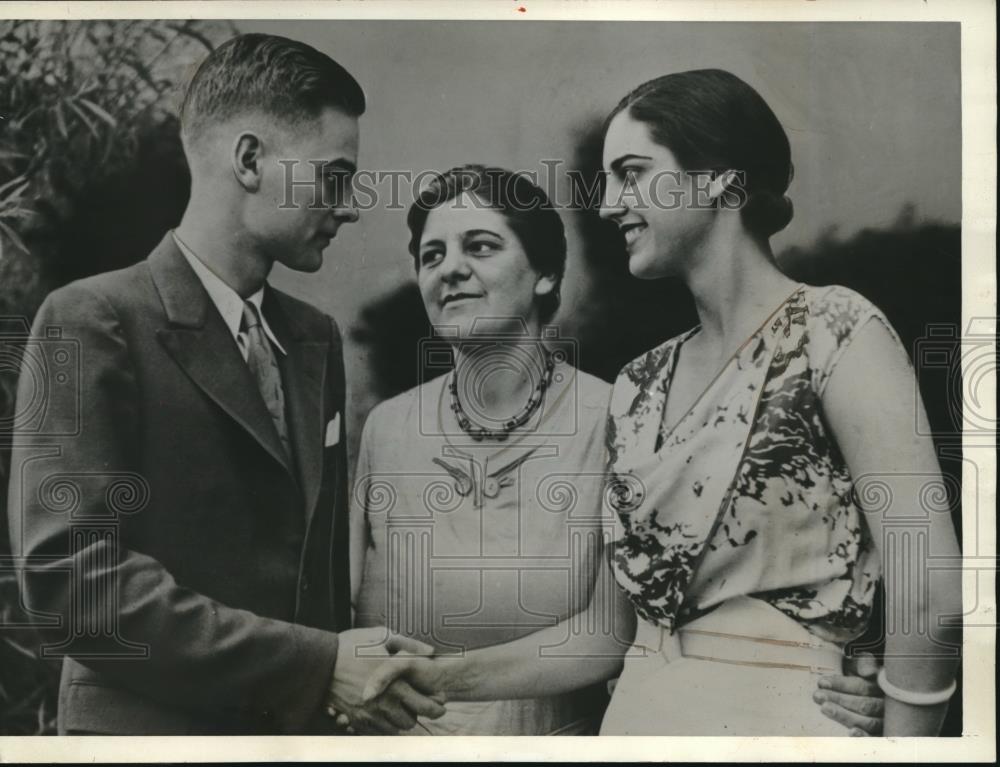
[534,274,558,298]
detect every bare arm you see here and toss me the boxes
[363,547,636,703]
[822,318,962,735]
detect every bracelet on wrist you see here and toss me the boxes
[877,668,957,706]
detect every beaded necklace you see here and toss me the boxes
[448,349,556,442]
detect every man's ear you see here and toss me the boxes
[232,131,263,192]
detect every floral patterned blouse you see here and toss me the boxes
[606,284,896,645]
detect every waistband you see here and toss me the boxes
[632,598,843,675]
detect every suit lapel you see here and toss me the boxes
[266,290,328,526]
[148,234,295,479]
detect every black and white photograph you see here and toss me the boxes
[0,1,994,762]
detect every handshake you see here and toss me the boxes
[324,626,888,736]
[325,627,457,734]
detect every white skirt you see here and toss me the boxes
[600,596,850,736]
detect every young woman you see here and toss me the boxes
[359,72,961,736]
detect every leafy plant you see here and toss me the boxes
[0,20,231,270]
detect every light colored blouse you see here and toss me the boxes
[354,362,613,734]
[606,284,894,645]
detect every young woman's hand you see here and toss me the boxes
[361,651,459,705]
[815,652,885,735]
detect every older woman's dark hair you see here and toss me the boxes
[607,69,793,239]
[406,165,567,323]
[181,33,365,147]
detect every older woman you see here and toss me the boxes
[350,166,614,735]
[361,71,960,736]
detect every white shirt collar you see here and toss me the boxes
[172,231,286,356]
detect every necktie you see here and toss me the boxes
[240,301,291,460]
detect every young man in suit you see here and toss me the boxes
[7,33,442,735]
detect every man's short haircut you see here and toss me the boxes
[180,33,365,145]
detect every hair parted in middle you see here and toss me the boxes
[406,165,567,324]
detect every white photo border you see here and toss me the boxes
[0,0,994,762]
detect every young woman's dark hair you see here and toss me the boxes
[406,165,567,323]
[606,68,794,239]
[181,33,366,146]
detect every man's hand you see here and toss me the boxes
[815,652,885,736]
[327,627,446,734]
